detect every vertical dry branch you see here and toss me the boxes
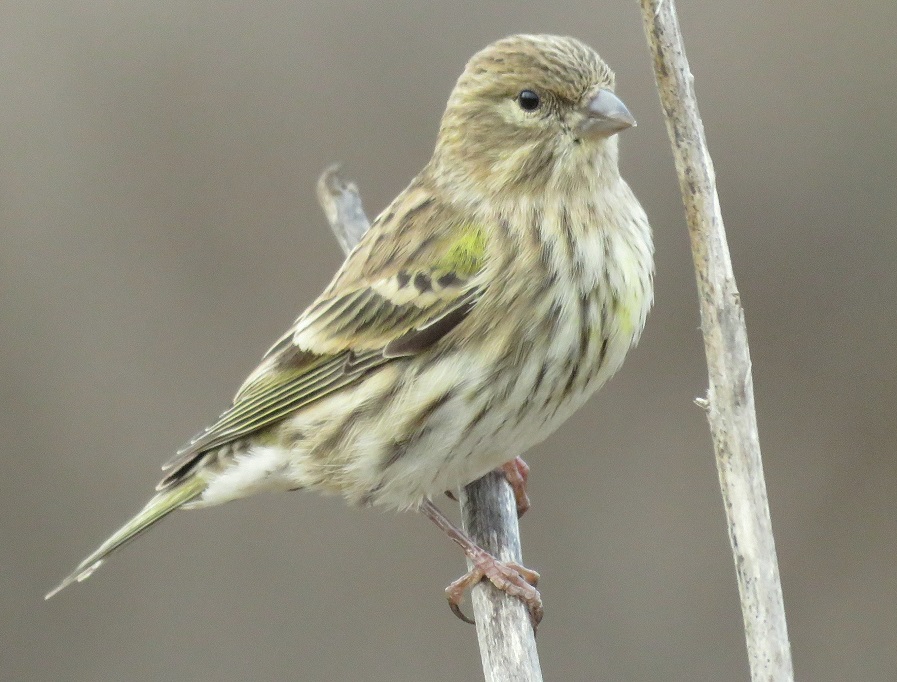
[638,2,794,680]
[316,166,542,682]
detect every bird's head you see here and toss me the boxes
[432,35,635,200]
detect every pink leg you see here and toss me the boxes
[501,456,531,518]
[420,499,542,628]
[444,457,530,516]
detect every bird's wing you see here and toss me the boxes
[160,197,489,485]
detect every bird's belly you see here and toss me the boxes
[344,288,636,509]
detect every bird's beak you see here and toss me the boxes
[577,89,636,139]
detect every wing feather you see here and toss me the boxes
[159,192,490,486]
[160,279,480,485]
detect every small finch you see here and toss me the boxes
[47,34,654,623]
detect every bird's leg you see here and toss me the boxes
[500,456,531,517]
[443,456,530,516]
[419,499,542,628]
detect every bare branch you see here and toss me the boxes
[638,2,795,679]
[316,164,371,256]
[461,474,543,682]
[316,165,542,682]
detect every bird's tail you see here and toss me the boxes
[45,476,206,599]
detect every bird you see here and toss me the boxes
[46,34,654,625]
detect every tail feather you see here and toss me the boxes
[45,477,206,599]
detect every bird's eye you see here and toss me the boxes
[517,90,541,112]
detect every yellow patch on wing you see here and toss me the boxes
[433,223,487,277]
[291,222,489,355]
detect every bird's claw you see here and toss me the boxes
[445,549,543,629]
[445,457,529,515]
[500,456,531,517]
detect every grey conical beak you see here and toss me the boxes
[578,89,636,138]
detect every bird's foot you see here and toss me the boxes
[445,546,542,628]
[443,457,530,517]
[420,499,542,629]
[500,456,531,517]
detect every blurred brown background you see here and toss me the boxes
[4,1,896,680]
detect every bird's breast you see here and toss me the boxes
[481,186,653,435]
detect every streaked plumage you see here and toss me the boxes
[48,34,653,602]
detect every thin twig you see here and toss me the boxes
[638,2,795,680]
[316,165,542,682]
[316,164,371,256]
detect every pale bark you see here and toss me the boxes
[638,2,795,679]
